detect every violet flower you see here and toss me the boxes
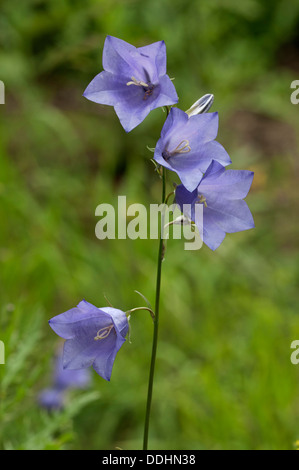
[38,388,65,411]
[53,351,91,391]
[154,107,231,192]
[83,36,178,132]
[49,300,129,381]
[175,160,254,250]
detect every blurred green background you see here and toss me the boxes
[0,0,299,450]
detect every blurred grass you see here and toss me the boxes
[0,0,299,450]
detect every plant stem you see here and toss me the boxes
[126,307,155,321]
[143,166,166,450]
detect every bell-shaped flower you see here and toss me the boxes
[175,160,254,250]
[49,300,129,381]
[154,107,231,192]
[83,36,178,132]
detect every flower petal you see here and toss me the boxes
[175,166,204,192]
[63,337,99,370]
[49,302,107,340]
[102,35,138,77]
[137,41,167,77]
[201,168,254,200]
[114,99,152,132]
[201,210,226,250]
[100,307,129,338]
[175,184,198,219]
[198,141,232,170]
[150,75,178,109]
[206,199,255,233]
[83,71,139,106]
[92,334,126,381]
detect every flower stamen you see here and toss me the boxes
[197,194,207,208]
[172,140,191,154]
[94,324,114,341]
[126,76,154,100]
[126,76,149,88]
[162,140,191,161]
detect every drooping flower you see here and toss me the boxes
[175,160,254,250]
[49,300,129,381]
[83,36,178,132]
[154,107,231,192]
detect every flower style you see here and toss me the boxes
[49,300,129,381]
[83,36,178,132]
[154,107,231,192]
[175,160,254,250]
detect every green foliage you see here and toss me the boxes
[0,0,299,450]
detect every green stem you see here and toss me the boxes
[126,307,155,321]
[143,166,166,450]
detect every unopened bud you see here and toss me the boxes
[185,94,214,116]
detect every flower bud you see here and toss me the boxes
[185,94,214,116]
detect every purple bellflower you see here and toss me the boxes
[83,36,178,132]
[175,160,254,250]
[49,300,129,381]
[154,107,231,192]
[38,388,65,411]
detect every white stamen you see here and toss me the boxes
[126,76,149,88]
[171,139,191,155]
[94,324,114,341]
